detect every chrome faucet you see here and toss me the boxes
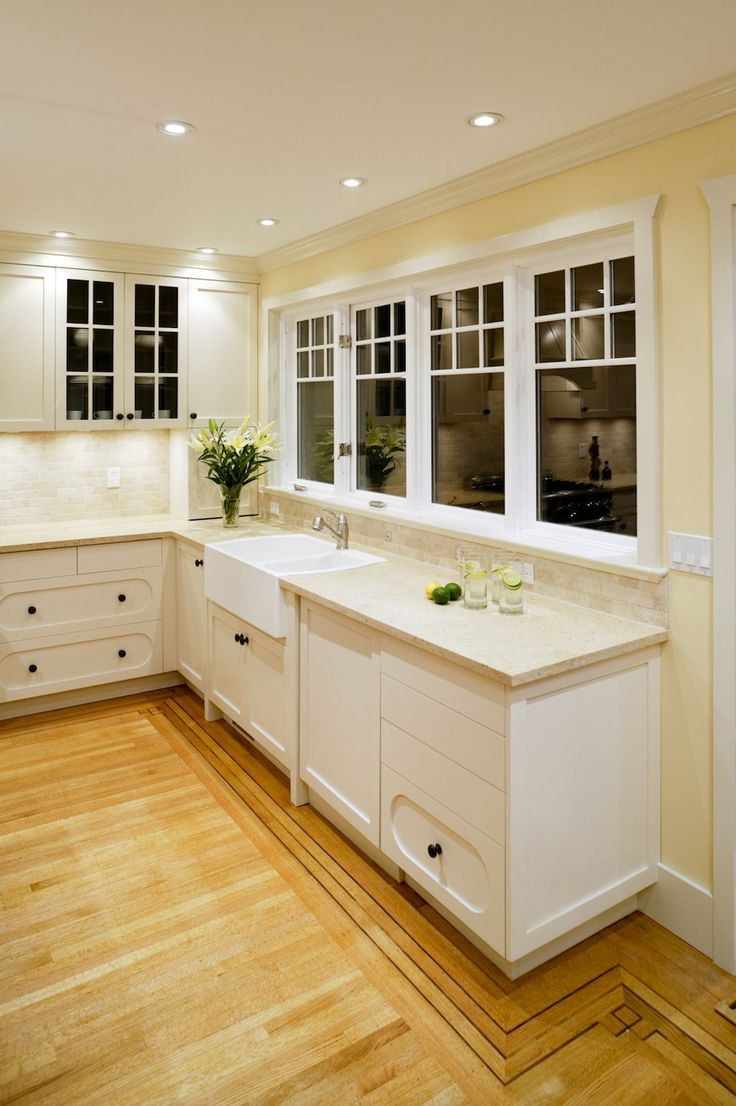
[312,508,349,550]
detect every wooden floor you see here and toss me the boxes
[1,690,735,1105]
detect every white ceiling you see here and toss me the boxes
[1,0,736,259]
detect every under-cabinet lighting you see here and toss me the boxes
[338,177,366,188]
[256,218,279,227]
[50,230,75,238]
[157,120,195,137]
[466,112,504,128]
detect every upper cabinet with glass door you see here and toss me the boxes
[55,270,125,429]
[125,276,187,428]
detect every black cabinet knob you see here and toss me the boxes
[427,843,443,859]
[234,633,240,643]
[118,594,126,603]
[234,633,250,646]
[27,605,36,615]
[126,413,134,420]
[190,412,197,419]
[194,558,203,567]
[28,664,37,674]
[116,413,124,421]
[118,649,127,658]
[244,635,249,645]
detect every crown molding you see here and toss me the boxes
[0,230,259,282]
[257,71,736,274]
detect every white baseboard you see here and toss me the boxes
[639,862,714,957]
[0,672,184,721]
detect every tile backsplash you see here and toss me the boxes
[261,489,668,627]
[0,432,169,524]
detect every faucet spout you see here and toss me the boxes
[311,508,349,550]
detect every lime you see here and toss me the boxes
[458,558,483,576]
[432,586,450,605]
[445,581,462,601]
[500,568,523,590]
[424,580,442,599]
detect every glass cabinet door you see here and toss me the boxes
[56,270,124,428]
[125,276,187,426]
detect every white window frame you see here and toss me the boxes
[266,195,660,567]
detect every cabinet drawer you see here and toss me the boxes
[77,539,162,573]
[0,547,77,583]
[381,674,505,791]
[0,568,162,640]
[381,637,505,736]
[0,621,163,701]
[381,764,505,954]
[382,721,505,845]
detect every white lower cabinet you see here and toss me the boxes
[299,601,381,846]
[207,602,289,769]
[176,542,206,692]
[299,601,660,975]
[0,621,162,700]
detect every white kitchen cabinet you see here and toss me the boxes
[207,601,289,769]
[299,601,381,846]
[187,278,257,427]
[0,264,55,432]
[176,541,206,692]
[55,269,125,429]
[124,275,188,428]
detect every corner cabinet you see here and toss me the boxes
[188,279,257,427]
[0,264,55,431]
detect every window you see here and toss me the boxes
[430,282,505,514]
[296,313,335,484]
[354,300,407,496]
[534,255,637,537]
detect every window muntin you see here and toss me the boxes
[354,300,407,496]
[296,313,335,484]
[534,256,637,537]
[429,281,505,514]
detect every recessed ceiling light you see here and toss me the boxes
[467,112,504,128]
[256,217,279,227]
[157,120,195,137]
[50,230,75,238]
[339,177,366,189]
[196,246,218,254]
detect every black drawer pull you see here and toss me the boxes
[116,413,124,421]
[190,412,197,420]
[234,633,250,646]
[118,649,127,658]
[195,558,203,567]
[27,605,37,615]
[427,843,443,859]
[234,633,240,643]
[28,664,38,674]
[118,594,126,603]
[126,412,134,420]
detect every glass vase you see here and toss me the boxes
[220,485,242,528]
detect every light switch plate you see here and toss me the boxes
[107,467,120,489]
[667,531,712,576]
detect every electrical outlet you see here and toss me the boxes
[521,562,535,584]
[668,531,712,576]
[106,467,120,489]
[578,443,587,459]
[269,501,280,517]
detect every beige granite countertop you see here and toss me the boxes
[0,513,667,686]
[279,556,667,686]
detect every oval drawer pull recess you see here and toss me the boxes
[118,649,127,658]
[118,594,126,603]
[28,664,38,674]
[427,842,443,859]
[27,605,37,615]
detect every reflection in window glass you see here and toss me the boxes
[483,329,504,367]
[357,379,406,495]
[92,281,114,326]
[432,374,504,514]
[611,256,635,305]
[297,319,310,348]
[535,270,565,316]
[483,282,504,323]
[431,292,452,330]
[572,263,604,311]
[536,319,566,362]
[92,329,113,373]
[356,308,371,341]
[536,365,636,536]
[572,315,604,360]
[375,303,391,338]
[299,381,334,483]
[612,311,636,357]
[67,328,89,374]
[431,333,452,371]
[456,287,479,328]
[374,342,391,374]
[457,330,480,369]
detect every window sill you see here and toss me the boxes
[264,484,666,582]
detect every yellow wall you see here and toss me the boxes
[262,115,736,889]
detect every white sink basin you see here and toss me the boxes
[205,533,384,638]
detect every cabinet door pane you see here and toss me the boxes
[92,281,114,325]
[158,285,178,328]
[134,376,155,418]
[134,332,156,373]
[92,328,113,373]
[92,377,114,420]
[66,376,88,420]
[158,377,178,419]
[159,332,178,373]
[67,328,89,373]
[135,285,155,327]
[67,280,88,324]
